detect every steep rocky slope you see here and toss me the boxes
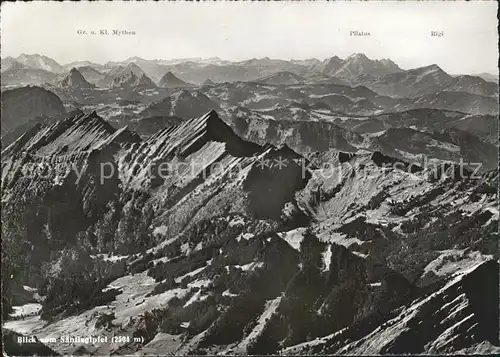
[111,72,157,90]
[409,91,498,116]
[363,64,454,97]
[63,61,107,72]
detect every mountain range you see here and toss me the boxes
[2,53,498,94]
[2,109,498,355]
[5,54,65,73]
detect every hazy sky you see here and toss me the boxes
[1,1,498,74]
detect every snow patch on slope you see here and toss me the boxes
[277,227,307,251]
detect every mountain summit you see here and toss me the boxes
[2,50,498,357]
[2,108,496,355]
[111,71,157,90]
[15,53,65,73]
[333,53,402,79]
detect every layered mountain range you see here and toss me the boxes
[1,54,498,175]
[1,52,498,356]
[2,109,498,355]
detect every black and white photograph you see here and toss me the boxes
[1,1,499,356]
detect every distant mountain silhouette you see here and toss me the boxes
[158,71,195,88]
